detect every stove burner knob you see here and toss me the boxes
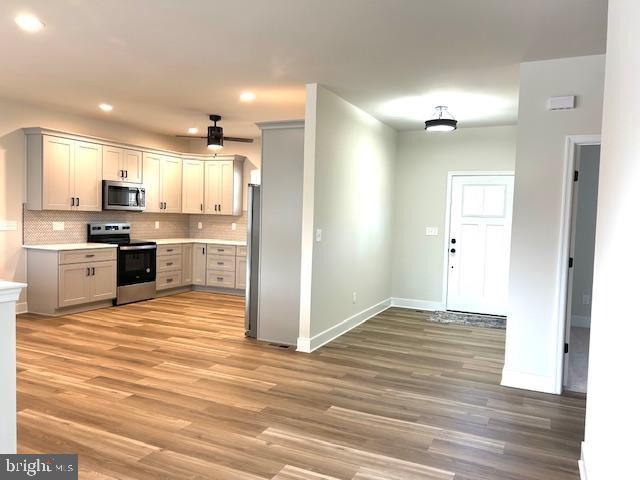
[146,268,151,273]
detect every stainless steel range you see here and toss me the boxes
[87,223,156,305]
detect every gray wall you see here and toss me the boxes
[571,145,600,327]
[392,126,517,306]
[258,123,305,345]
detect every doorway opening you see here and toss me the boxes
[443,172,515,317]
[563,143,601,393]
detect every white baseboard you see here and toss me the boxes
[501,368,558,394]
[578,441,588,480]
[16,302,28,314]
[296,298,391,353]
[390,297,444,311]
[571,314,591,328]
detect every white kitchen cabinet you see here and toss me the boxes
[58,263,93,307]
[204,156,244,216]
[181,159,205,214]
[27,134,102,211]
[91,261,117,301]
[182,243,193,285]
[235,256,247,290]
[103,146,143,183]
[143,153,182,213]
[192,243,207,286]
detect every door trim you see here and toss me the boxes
[441,171,515,312]
[555,135,601,394]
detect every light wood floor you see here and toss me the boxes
[16,292,585,480]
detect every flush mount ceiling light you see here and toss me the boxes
[98,103,113,112]
[425,106,457,132]
[239,92,256,102]
[187,127,199,134]
[15,13,45,33]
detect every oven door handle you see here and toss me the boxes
[119,245,157,251]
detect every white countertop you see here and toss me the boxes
[152,238,247,246]
[0,280,27,303]
[23,243,118,251]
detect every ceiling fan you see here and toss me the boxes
[177,114,254,150]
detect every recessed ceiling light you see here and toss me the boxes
[15,14,45,33]
[239,92,256,102]
[99,103,113,112]
[187,127,199,134]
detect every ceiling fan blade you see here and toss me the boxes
[176,135,207,139]
[223,136,254,143]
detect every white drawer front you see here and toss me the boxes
[157,244,182,256]
[206,270,235,288]
[157,254,182,272]
[206,255,235,272]
[207,244,236,257]
[156,271,182,290]
[59,249,116,265]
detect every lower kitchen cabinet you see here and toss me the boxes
[58,260,117,307]
[192,244,207,286]
[182,243,193,285]
[235,256,247,290]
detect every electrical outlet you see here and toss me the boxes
[315,229,322,242]
[352,292,357,304]
[582,294,591,305]
[52,222,64,231]
[154,221,160,229]
[425,227,439,236]
[232,222,237,231]
[198,222,203,230]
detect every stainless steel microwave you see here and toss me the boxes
[102,181,146,211]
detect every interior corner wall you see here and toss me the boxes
[391,126,517,308]
[503,54,605,394]
[299,84,396,350]
[0,97,187,311]
[582,2,638,478]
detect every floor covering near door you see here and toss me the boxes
[16,292,585,480]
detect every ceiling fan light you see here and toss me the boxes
[207,125,224,150]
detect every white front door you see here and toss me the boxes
[446,174,514,316]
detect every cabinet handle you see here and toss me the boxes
[167,249,174,252]
[217,249,224,252]
[91,267,95,276]
[71,197,75,207]
[200,203,203,211]
[217,262,224,265]
[166,262,173,266]
[202,248,205,254]
[76,197,80,207]
[164,202,167,210]
[166,278,173,283]
[125,170,128,178]
[85,254,95,258]
[120,169,124,178]
[86,267,91,276]
[217,276,224,281]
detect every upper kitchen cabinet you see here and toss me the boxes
[204,155,244,216]
[26,131,103,211]
[103,146,143,183]
[143,152,182,213]
[182,159,205,214]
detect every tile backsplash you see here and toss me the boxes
[23,207,247,244]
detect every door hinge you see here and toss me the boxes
[564,342,569,354]
[574,170,579,182]
[569,257,574,268]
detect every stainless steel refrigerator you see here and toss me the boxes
[245,184,261,338]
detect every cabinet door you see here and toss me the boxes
[182,244,193,285]
[218,161,235,215]
[192,243,207,286]
[162,156,182,213]
[42,135,74,210]
[102,146,124,181]
[235,256,247,290]
[74,141,103,211]
[204,162,221,214]
[58,263,92,307]
[143,153,162,213]
[123,149,143,183]
[91,261,117,301]
[181,160,204,214]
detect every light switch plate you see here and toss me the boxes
[198,222,203,230]
[425,227,439,236]
[0,220,17,231]
[315,229,322,242]
[154,221,160,229]
[232,223,237,231]
[52,222,65,231]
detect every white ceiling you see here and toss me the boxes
[0,0,607,138]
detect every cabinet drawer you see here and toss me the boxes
[236,246,247,257]
[157,244,182,256]
[157,254,182,272]
[206,270,235,288]
[59,249,116,265]
[206,254,235,272]
[207,244,236,256]
[156,271,182,290]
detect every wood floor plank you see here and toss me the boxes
[16,293,585,480]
